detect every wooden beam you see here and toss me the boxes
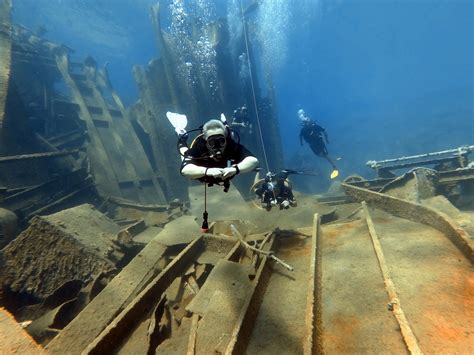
[82,236,203,355]
[303,214,323,355]
[224,235,277,354]
[362,202,423,354]
[0,150,78,163]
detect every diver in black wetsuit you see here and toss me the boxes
[231,105,252,134]
[179,119,258,189]
[167,113,259,232]
[298,109,338,178]
[255,170,298,211]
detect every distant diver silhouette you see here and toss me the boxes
[298,109,339,179]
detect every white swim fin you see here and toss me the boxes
[220,113,227,124]
[166,111,188,135]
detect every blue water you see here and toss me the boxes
[13,0,473,190]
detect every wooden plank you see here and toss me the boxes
[82,236,204,355]
[84,63,167,204]
[342,183,474,263]
[3,169,88,213]
[186,313,200,355]
[46,232,181,354]
[224,235,277,354]
[303,214,323,355]
[108,196,169,211]
[55,51,121,198]
[0,150,78,163]
[26,180,93,218]
[362,202,423,354]
[186,260,252,317]
[132,65,189,203]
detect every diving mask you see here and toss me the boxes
[206,134,227,159]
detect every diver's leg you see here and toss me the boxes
[324,155,337,170]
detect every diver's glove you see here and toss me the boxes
[222,166,239,179]
[205,168,224,178]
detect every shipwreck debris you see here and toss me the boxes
[0,204,125,301]
[366,145,474,178]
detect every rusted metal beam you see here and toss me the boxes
[303,214,323,355]
[342,183,474,263]
[366,146,474,170]
[345,168,474,192]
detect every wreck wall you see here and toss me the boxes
[0,0,11,130]
[131,5,284,202]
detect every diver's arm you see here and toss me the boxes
[236,156,259,173]
[179,146,189,161]
[181,163,224,179]
[181,163,207,179]
[178,134,189,161]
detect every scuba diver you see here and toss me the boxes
[167,112,259,231]
[298,109,339,179]
[254,169,299,211]
[177,117,258,186]
[231,104,253,134]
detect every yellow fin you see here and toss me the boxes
[330,170,339,179]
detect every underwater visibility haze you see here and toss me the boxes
[12,0,473,192]
[2,1,474,353]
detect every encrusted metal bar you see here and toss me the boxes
[366,145,474,170]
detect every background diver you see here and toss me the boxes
[231,104,252,134]
[254,169,301,211]
[298,109,339,179]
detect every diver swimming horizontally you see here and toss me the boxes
[298,109,339,179]
[180,118,258,186]
[167,111,259,231]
